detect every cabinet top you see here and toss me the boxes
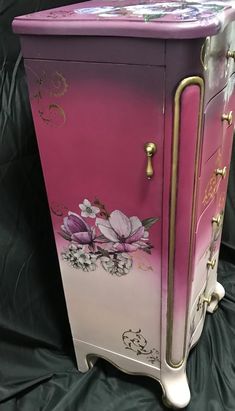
[13,0,235,39]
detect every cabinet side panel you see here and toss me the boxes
[24,58,165,369]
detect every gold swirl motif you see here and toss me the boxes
[202,173,219,206]
[26,65,68,126]
[38,104,66,127]
[137,262,153,271]
[136,255,154,271]
[50,202,68,217]
[202,149,223,206]
[50,71,69,97]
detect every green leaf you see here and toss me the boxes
[97,246,110,258]
[141,217,159,230]
[142,247,152,255]
[144,12,164,22]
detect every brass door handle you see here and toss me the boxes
[222,111,233,126]
[144,142,157,179]
[215,166,227,178]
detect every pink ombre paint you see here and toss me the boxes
[13,1,235,408]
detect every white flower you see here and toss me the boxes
[62,245,97,271]
[100,253,133,276]
[79,199,100,218]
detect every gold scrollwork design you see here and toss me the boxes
[202,149,223,206]
[26,65,68,127]
[38,104,66,127]
[136,255,154,271]
[137,262,154,271]
[202,173,219,206]
[50,202,68,217]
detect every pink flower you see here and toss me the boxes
[96,210,149,252]
[61,212,96,246]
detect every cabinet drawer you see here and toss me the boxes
[215,90,235,211]
[195,197,217,262]
[189,282,207,347]
[197,148,225,217]
[201,89,226,165]
[205,251,220,298]
[203,22,235,103]
[195,196,224,264]
[190,250,219,348]
[191,247,210,302]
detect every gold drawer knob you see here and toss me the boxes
[227,50,235,60]
[203,295,212,305]
[215,166,227,178]
[207,259,216,269]
[222,111,233,126]
[212,213,222,226]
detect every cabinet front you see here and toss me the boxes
[25,59,165,367]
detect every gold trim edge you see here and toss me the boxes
[166,76,205,368]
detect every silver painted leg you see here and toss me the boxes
[207,281,225,313]
[161,369,191,409]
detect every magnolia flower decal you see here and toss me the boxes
[96,211,149,252]
[60,199,158,276]
[75,1,227,22]
[61,212,96,246]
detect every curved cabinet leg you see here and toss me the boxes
[207,281,225,313]
[76,355,90,373]
[73,339,97,373]
[161,369,191,409]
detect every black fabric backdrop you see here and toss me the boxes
[0,1,235,410]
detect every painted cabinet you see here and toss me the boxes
[13,1,235,408]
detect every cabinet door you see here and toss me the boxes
[25,59,164,367]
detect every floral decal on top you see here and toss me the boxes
[60,199,158,276]
[74,1,229,22]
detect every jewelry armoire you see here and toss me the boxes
[13,1,235,407]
